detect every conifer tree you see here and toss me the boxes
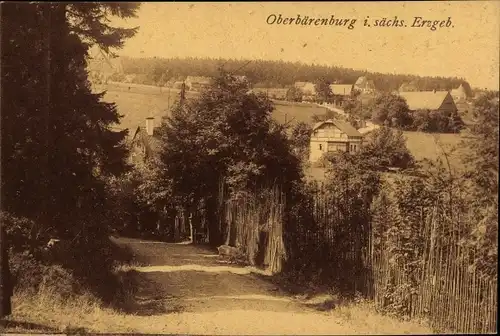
[1,3,140,241]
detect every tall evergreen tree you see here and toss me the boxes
[1,3,140,242]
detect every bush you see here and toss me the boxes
[9,251,80,299]
[1,211,49,254]
[411,109,464,133]
[360,127,415,170]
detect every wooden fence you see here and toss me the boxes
[302,183,497,334]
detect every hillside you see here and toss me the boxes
[97,82,328,134]
[95,82,199,134]
[403,131,467,171]
[117,56,472,93]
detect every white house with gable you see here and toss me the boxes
[309,119,364,163]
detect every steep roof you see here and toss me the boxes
[330,84,353,96]
[130,126,162,161]
[355,76,367,86]
[451,84,466,97]
[398,91,451,110]
[272,101,328,125]
[399,82,419,92]
[354,76,376,90]
[312,119,362,137]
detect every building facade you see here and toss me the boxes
[309,119,364,163]
[129,117,162,165]
[294,81,316,101]
[354,76,376,94]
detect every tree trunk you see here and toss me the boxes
[206,196,222,247]
[0,228,13,318]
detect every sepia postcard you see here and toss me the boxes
[0,1,498,335]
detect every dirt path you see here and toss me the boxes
[4,237,430,334]
[113,237,357,334]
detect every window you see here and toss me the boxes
[319,144,323,150]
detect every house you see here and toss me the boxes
[294,81,316,100]
[309,119,364,163]
[185,76,212,91]
[354,76,376,94]
[271,100,329,129]
[129,117,162,165]
[450,84,468,102]
[399,81,419,92]
[329,84,353,96]
[398,90,458,114]
[329,84,354,107]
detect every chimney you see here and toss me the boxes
[145,117,154,136]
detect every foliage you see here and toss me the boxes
[289,122,312,161]
[156,70,302,245]
[344,98,370,120]
[411,108,464,133]
[285,87,303,102]
[368,93,412,128]
[314,79,333,103]
[461,92,499,200]
[311,109,345,123]
[1,3,138,244]
[360,127,415,170]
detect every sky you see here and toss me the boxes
[112,1,500,90]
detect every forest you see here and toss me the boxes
[111,56,473,93]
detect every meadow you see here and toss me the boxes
[97,83,326,135]
[402,130,467,171]
[97,83,469,174]
[95,83,199,135]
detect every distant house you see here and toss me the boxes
[354,76,376,94]
[329,84,353,96]
[398,91,458,114]
[329,84,354,107]
[272,100,329,129]
[294,81,316,100]
[309,119,363,163]
[185,76,212,91]
[399,82,419,92]
[130,117,162,165]
[450,84,468,102]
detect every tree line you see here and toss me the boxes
[109,56,472,92]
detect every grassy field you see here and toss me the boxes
[402,131,468,171]
[96,83,325,136]
[95,83,199,136]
